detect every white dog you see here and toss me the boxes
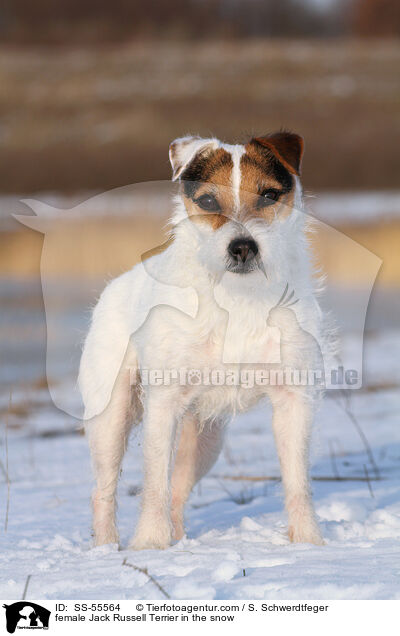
[79,132,327,550]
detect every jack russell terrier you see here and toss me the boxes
[79,132,328,550]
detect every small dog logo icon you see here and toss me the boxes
[3,602,50,633]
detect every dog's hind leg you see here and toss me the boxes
[170,412,226,541]
[86,367,141,546]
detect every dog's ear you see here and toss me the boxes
[169,136,220,181]
[251,132,304,175]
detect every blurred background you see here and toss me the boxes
[0,0,399,411]
[1,0,400,193]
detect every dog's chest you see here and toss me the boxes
[176,311,277,417]
[189,308,281,368]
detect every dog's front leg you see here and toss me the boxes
[130,388,178,550]
[270,389,323,545]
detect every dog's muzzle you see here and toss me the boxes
[226,238,259,274]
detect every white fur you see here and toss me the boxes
[221,142,245,211]
[79,137,325,549]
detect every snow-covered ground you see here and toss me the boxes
[1,321,400,600]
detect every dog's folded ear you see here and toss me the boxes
[169,136,220,181]
[250,132,304,175]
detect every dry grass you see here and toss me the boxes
[122,558,170,599]
[0,39,399,192]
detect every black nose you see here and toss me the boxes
[228,238,259,264]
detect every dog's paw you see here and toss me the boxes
[129,536,171,551]
[93,528,120,547]
[288,522,324,545]
[130,517,172,551]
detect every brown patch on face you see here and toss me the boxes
[181,148,233,190]
[181,147,234,229]
[178,135,301,228]
[240,140,296,222]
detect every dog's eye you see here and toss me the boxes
[258,189,282,207]
[195,194,221,212]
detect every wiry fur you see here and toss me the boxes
[79,134,328,550]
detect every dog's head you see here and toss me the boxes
[169,133,304,280]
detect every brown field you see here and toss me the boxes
[0,39,399,193]
[2,216,399,285]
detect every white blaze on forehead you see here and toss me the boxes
[221,143,245,211]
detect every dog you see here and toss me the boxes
[79,132,327,550]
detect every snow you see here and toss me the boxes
[1,337,400,600]
[307,191,400,225]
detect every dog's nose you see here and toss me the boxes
[228,238,259,263]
